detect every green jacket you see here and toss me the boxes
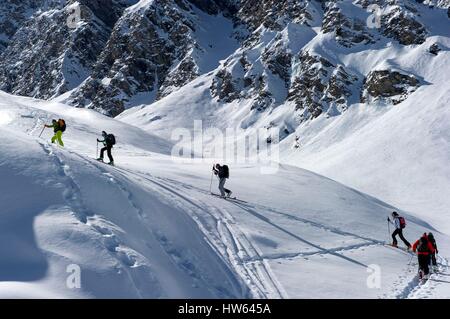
[46,122,61,133]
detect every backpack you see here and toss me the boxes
[58,119,66,132]
[222,165,229,179]
[106,134,116,146]
[417,237,429,253]
[428,233,437,248]
[398,216,406,229]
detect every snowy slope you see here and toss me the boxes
[117,1,450,239]
[1,91,450,298]
[0,93,245,298]
[286,79,450,235]
[283,32,450,235]
[117,44,450,237]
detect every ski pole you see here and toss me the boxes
[96,141,99,158]
[209,165,214,194]
[39,125,46,138]
[407,253,414,266]
[387,218,391,244]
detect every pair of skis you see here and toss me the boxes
[96,158,115,166]
[210,192,246,203]
[386,243,413,253]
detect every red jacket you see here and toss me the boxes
[412,234,435,255]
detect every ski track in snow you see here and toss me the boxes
[36,141,150,298]
[109,164,282,298]
[149,174,385,258]
[40,155,283,298]
[26,116,450,298]
[381,243,450,299]
[102,166,384,296]
[64,150,248,298]
[399,255,450,299]
[113,165,450,299]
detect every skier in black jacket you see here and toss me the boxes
[428,232,438,267]
[97,131,115,166]
[213,163,232,197]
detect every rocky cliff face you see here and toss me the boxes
[287,51,359,121]
[0,0,65,53]
[322,1,377,47]
[68,0,241,115]
[0,0,133,99]
[68,0,196,115]
[0,0,448,129]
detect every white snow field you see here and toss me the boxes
[1,91,449,298]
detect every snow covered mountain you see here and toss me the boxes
[1,91,449,298]
[67,0,239,115]
[1,0,450,299]
[0,0,447,115]
[114,0,450,236]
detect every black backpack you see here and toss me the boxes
[417,237,429,253]
[106,134,116,146]
[222,165,229,179]
[428,233,437,248]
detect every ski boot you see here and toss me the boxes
[96,157,104,162]
[421,273,429,284]
[108,161,115,166]
[418,269,424,280]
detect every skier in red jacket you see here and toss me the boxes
[412,233,435,280]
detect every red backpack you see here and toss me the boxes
[398,216,406,229]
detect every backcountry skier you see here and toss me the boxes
[97,131,116,166]
[44,119,66,147]
[387,211,411,249]
[412,233,435,280]
[213,163,232,198]
[427,232,438,269]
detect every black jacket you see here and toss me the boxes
[98,134,114,147]
[213,165,229,179]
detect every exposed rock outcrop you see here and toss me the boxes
[288,52,359,121]
[322,2,376,47]
[362,70,420,104]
